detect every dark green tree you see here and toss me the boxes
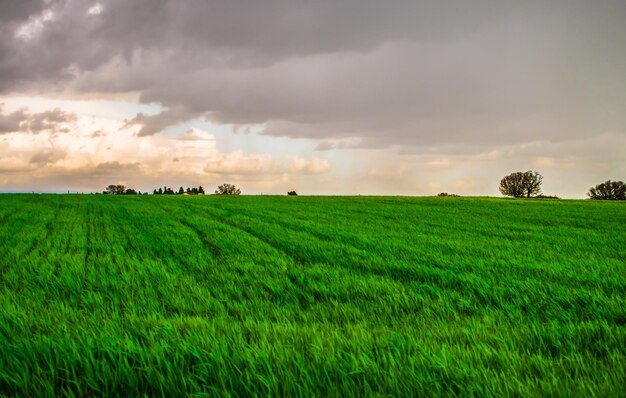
[499,171,543,198]
[588,180,626,200]
[215,183,241,195]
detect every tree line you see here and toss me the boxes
[152,186,206,195]
[103,176,625,200]
[103,184,205,195]
[103,185,146,195]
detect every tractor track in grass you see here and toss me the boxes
[121,198,225,263]
[182,201,354,267]
[176,217,223,260]
[181,201,466,287]
[185,200,626,302]
[177,200,626,323]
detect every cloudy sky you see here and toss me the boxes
[1,0,624,196]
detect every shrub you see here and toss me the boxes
[533,194,560,199]
[287,191,298,196]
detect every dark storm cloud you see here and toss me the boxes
[0,0,47,22]
[1,0,625,148]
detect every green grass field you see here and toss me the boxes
[0,195,624,397]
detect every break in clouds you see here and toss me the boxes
[0,0,625,195]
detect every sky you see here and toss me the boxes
[0,0,624,197]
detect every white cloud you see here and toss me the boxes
[289,156,329,174]
[0,103,332,192]
[87,4,103,16]
[204,151,281,176]
[14,8,54,41]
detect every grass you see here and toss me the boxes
[0,194,624,397]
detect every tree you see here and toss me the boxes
[215,183,241,195]
[198,186,205,195]
[499,171,543,198]
[158,187,163,195]
[105,184,126,195]
[287,191,298,196]
[587,180,626,200]
[178,186,184,194]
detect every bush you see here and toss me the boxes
[587,180,626,200]
[287,191,298,196]
[436,193,459,197]
[533,194,560,199]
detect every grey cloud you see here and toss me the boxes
[122,107,197,136]
[0,0,48,23]
[0,105,77,134]
[89,161,142,176]
[1,0,625,149]
[179,128,216,141]
[0,107,27,133]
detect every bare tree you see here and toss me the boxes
[215,183,241,195]
[588,180,626,200]
[499,171,543,198]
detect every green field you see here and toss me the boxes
[0,195,624,397]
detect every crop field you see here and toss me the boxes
[0,194,624,397]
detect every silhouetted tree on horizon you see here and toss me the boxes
[215,183,241,195]
[104,184,127,195]
[103,185,142,195]
[499,171,543,198]
[151,185,206,195]
[588,180,626,200]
